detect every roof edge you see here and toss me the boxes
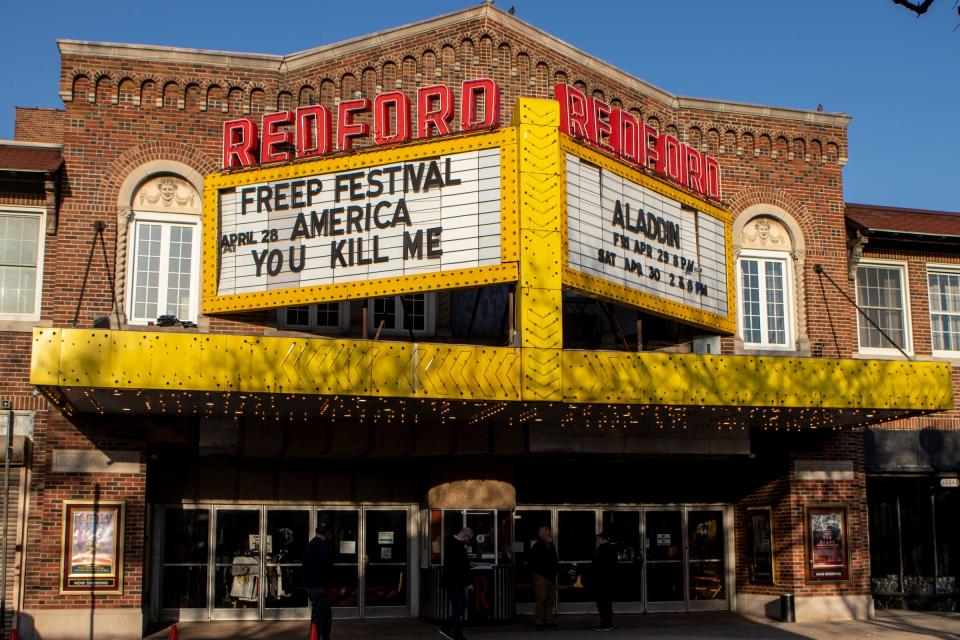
[0,139,63,149]
[57,3,852,127]
[846,202,960,217]
[57,39,284,70]
[484,7,851,127]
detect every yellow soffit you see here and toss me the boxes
[30,329,954,412]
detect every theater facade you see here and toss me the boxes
[0,4,957,639]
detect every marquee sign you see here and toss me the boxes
[203,129,517,313]
[206,93,732,331]
[218,149,502,295]
[561,138,734,332]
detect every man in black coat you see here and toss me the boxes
[591,531,618,631]
[440,527,474,640]
[528,526,558,627]
[302,524,334,640]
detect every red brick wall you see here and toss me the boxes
[13,108,65,144]
[735,429,870,598]
[856,246,960,430]
[21,412,146,609]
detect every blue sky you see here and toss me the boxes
[1,0,957,211]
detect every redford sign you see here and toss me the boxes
[222,80,723,201]
[222,79,500,169]
[555,84,721,202]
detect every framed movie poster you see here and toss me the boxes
[806,505,848,582]
[748,507,775,584]
[60,500,125,594]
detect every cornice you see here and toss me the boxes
[57,3,851,128]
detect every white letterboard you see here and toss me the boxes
[217,148,501,296]
[566,153,729,318]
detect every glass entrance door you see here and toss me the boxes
[263,508,310,619]
[363,509,410,617]
[644,510,684,612]
[556,510,596,613]
[316,508,361,617]
[513,509,552,614]
[211,507,262,620]
[602,510,643,612]
[687,510,727,610]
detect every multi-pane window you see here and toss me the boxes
[855,263,910,353]
[0,211,43,319]
[277,303,349,332]
[369,293,435,336]
[738,254,790,348]
[928,269,960,354]
[128,215,199,324]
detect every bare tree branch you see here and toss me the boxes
[891,0,936,14]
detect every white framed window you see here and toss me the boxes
[368,293,436,337]
[277,302,350,333]
[126,211,200,325]
[0,208,45,321]
[855,261,912,355]
[737,250,793,349]
[928,265,960,356]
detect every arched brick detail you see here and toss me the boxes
[727,186,814,242]
[728,187,814,356]
[96,141,218,325]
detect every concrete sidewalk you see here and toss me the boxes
[144,610,960,639]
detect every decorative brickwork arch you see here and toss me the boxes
[99,141,217,325]
[730,189,812,356]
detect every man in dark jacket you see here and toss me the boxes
[440,527,474,640]
[528,526,558,627]
[302,524,334,640]
[591,531,618,631]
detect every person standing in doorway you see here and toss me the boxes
[529,526,558,627]
[440,527,474,640]
[303,523,334,640]
[591,531,618,632]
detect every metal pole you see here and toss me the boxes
[1,406,13,638]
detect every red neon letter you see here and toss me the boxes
[641,123,659,171]
[461,78,501,130]
[295,106,331,158]
[704,156,723,200]
[337,98,371,151]
[261,111,294,164]
[554,84,590,139]
[681,144,705,194]
[373,91,411,145]
[223,118,258,169]
[655,134,682,183]
[417,85,454,138]
[592,98,612,151]
[610,109,640,167]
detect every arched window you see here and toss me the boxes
[737,216,795,349]
[126,175,201,324]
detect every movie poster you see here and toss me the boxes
[807,506,848,581]
[60,501,124,593]
[749,508,774,584]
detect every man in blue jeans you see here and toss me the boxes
[302,523,334,640]
[440,527,474,640]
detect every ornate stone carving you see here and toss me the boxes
[740,217,791,251]
[847,231,868,282]
[133,176,199,214]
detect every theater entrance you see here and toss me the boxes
[513,506,731,614]
[151,504,417,622]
